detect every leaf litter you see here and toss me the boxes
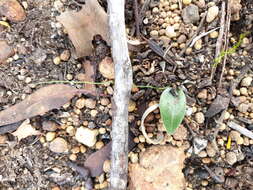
[56,0,109,57]
[0,84,96,127]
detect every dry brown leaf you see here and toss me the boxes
[82,60,96,92]
[0,0,26,22]
[0,84,95,127]
[0,40,14,64]
[12,119,40,141]
[57,0,109,57]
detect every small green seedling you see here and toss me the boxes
[213,32,250,67]
[159,87,186,134]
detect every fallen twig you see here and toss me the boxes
[189,27,220,47]
[210,1,226,81]
[218,1,231,88]
[133,0,140,38]
[108,0,133,189]
[227,121,253,139]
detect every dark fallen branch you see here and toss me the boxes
[108,0,133,189]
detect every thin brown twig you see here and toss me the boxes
[134,0,140,38]
[210,1,226,81]
[179,11,207,56]
[218,1,231,88]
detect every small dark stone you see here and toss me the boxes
[182,5,200,24]
[195,168,209,179]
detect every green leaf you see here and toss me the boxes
[159,87,186,135]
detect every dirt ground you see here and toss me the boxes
[0,0,253,190]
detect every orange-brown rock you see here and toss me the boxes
[129,145,186,190]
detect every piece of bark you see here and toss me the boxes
[0,84,95,126]
[108,0,133,189]
[205,93,230,118]
[56,0,109,57]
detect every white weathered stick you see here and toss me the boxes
[108,0,133,189]
[227,121,253,140]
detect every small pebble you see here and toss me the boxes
[66,126,75,136]
[223,111,230,120]
[75,127,98,147]
[128,100,136,112]
[182,4,200,24]
[240,87,248,96]
[75,98,85,109]
[194,39,202,50]
[99,57,115,79]
[130,153,139,163]
[173,125,188,140]
[138,135,146,143]
[42,121,58,131]
[202,157,211,164]
[60,50,70,61]
[201,180,208,186]
[165,26,177,38]
[46,132,56,142]
[80,145,87,153]
[209,31,219,38]
[49,137,69,153]
[152,7,159,14]
[226,152,237,165]
[238,103,249,113]
[69,153,77,161]
[66,74,73,80]
[53,56,61,65]
[100,98,110,106]
[206,143,216,157]
[206,6,219,23]
[90,110,98,117]
[198,151,207,158]
[177,34,187,43]
[182,0,192,5]
[241,76,252,87]
[195,112,205,124]
[71,146,80,154]
[85,99,96,109]
[95,141,104,149]
[197,89,208,99]
[150,30,159,38]
[52,187,60,190]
